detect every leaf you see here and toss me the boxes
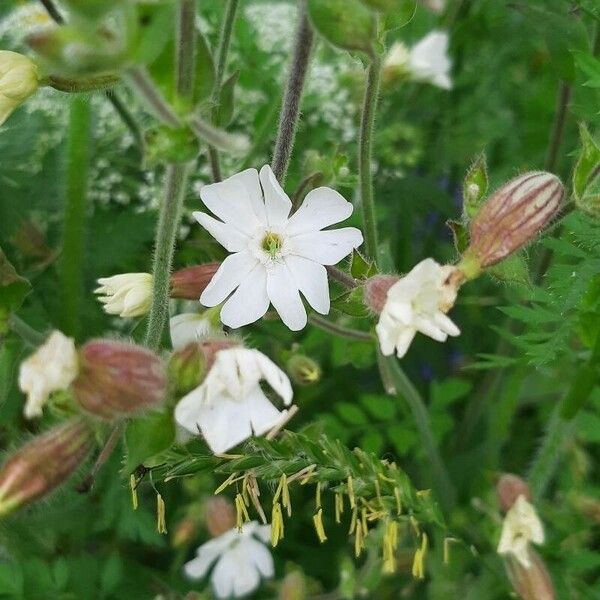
[0,246,31,312]
[488,253,531,287]
[335,402,367,425]
[388,425,417,456]
[359,431,384,455]
[462,152,488,219]
[350,249,377,280]
[430,378,472,409]
[130,4,175,66]
[194,28,215,104]
[573,51,600,88]
[307,0,376,55]
[573,125,600,210]
[446,219,469,254]
[123,411,175,474]
[359,394,397,420]
[215,71,239,128]
[331,287,370,318]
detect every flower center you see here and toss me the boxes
[261,232,283,259]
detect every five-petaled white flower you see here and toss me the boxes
[18,330,79,419]
[497,495,545,569]
[95,272,153,318]
[184,521,273,598]
[174,346,294,454]
[194,165,363,331]
[169,312,219,350]
[376,258,460,358]
[0,50,40,126]
[384,31,452,90]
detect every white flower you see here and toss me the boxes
[0,51,40,125]
[384,31,452,90]
[18,330,79,419]
[95,272,153,317]
[498,495,545,569]
[184,521,273,599]
[376,258,460,358]
[174,347,293,454]
[194,165,363,331]
[169,312,219,350]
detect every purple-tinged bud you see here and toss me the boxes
[505,551,555,600]
[170,263,220,300]
[364,275,399,314]
[497,474,532,513]
[72,340,167,420]
[0,418,93,516]
[205,496,235,537]
[464,172,564,270]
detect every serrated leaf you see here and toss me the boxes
[331,287,370,318]
[350,249,377,279]
[462,152,488,219]
[124,411,175,474]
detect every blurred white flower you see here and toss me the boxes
[376,258,460,358]
[95,273,153,318]
[174,347,293,454]
[195,165,363,331]
[384,31,452,90]
[18,330,79,419]
[0,50,40,125]
[421,0,446,15]
[498,495,545,569]
[184,521,273,599]
[169,312,218,349]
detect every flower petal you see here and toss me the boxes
[286,187,354,235]
[266,262,307,330]
[246,537,274,578]
[184,539,224,579]
[220,264,270,328]
[290,228,363,265]
[253,350,293,405]
[197,396,254,454]
[245,386,288,436]
[212,545,260,599]
[193,211,248,252]
[200,251,258,307]
[259,165,291,226]
[285,255,330,315]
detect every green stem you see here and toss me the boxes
[358,54,382,265]
[308,315,372,341]
[9,315,45,347]
[208,0,240,182]
[61,97,91,340]
[176,0,196,102]
[385,356,456,513]
[271,1,314,183]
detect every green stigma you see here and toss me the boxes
[261,232,283,258]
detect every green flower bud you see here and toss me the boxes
[0,51,40,126]
[287,354,321,386]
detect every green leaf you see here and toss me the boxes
[388,425,417,456]
[123,411,175,474]
[359,394,397,420]
[335,402,367,425]
[462,152,488,219]
[430,378,472,409]
[573,51,600,88]
[359,431,384,455]
[331,287,370,318]
[215,71,239,128]
[194,28,215,104]
[446,219,469,254]
[488,253,531,287]
[101,553,123,595]
[307,0,376,55]
[573,125,600,212]
[0,246,31,312]
[129,4,175,66]
[350,249,377,280]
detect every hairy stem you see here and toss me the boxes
[325,265,358,289]
[9,315,45,347]
[176,0,197,102]
[61,97,91,340]
[208,0,240,182]
[358,54,382,264]
[544,82,571,173]
[77,423,124,493]
[271,1,314,183]
[309,315,372,341]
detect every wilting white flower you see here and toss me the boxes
[376,258,460,358]
[95,273,153,317]
[18,330,79,419]
[0,50,40,125]
[184,521,273,598]
[383,31,452,90]
[175,347,293,454]
[169,312,219,349]
[194,165,363,331]
[498,495,545,569]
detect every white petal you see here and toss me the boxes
[245,386,288,436]
[220,264,270,328]
[253,350,293,405]
[169,313,213,349]
[286,187,354,235]
[245,537,274,578]
[266,262,307,331]
[290,228,363,265]
[193,211,248,252]
[174,387,205,435]
[200,252,258,307]
[413,315,447,342]
[433,312,460,337]
[259,165,291,226]
[285,255,330,315]
[394,328,416,358]
[212,546,260,598]
[253,524,272,544]
[226,168,267,224]
[183,539,224,579]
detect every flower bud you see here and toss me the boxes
[0,418,93,516]
[363,274,399,314]
[95,273,153,318]
[505,552,555,600]
[497,473,531,513]
[170,263,220,300]
[464,172,564,269]
[0,51,40,125]
[286,354,321,386]
[72,340,167,420]
[169,343,208,396]
[279,571,307,600]
[172,516,199,548]
[205,496,235,537]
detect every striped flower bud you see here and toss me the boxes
[170,263,221,300]
[497,473,532,513]
[72,340,167,420]
[505,551,555,600]
[464,172,564,270]
[0,418,93,517]
[363,274,399,314]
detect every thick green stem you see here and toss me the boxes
[358,55,382,265]
[385,356,456,513]
[271,1,314,183]
[61,97,91,340]
[208,0,240,181]
[309,315,372,341]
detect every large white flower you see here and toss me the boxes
[194,165,363,331]
[376,258,460,358]
[18,330,79,419]
[95,272,153,317]
[498,495,545,569]
[184,521,273,598]
[174,347,293,454]
[0,51,40,125]
[169,312,219,350]
[384,31,452,90]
